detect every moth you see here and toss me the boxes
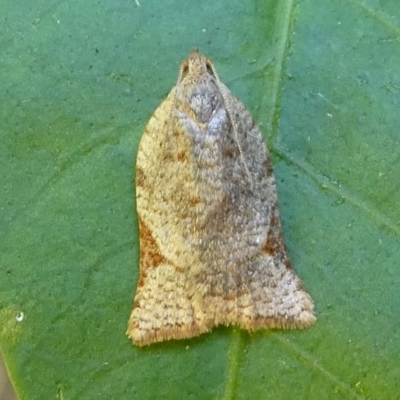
[127,49,316,346]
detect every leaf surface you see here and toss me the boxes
[1,0,399,399]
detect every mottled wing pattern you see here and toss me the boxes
[127,50,315,346]
[127,91,211,346]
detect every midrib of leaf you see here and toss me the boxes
[223,1,296,398]
[268,0,296,142]
[222,329,244,400]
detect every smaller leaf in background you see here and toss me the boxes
[0,353,17,400]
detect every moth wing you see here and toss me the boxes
[127,91,210,346]
[216,84,316,329]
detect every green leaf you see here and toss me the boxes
[1,0,399,399]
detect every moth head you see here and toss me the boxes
[175,49,225,125]
[178,48,217,85]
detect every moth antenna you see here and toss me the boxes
[208,59,253,187]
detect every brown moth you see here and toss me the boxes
[127,49,316,346]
